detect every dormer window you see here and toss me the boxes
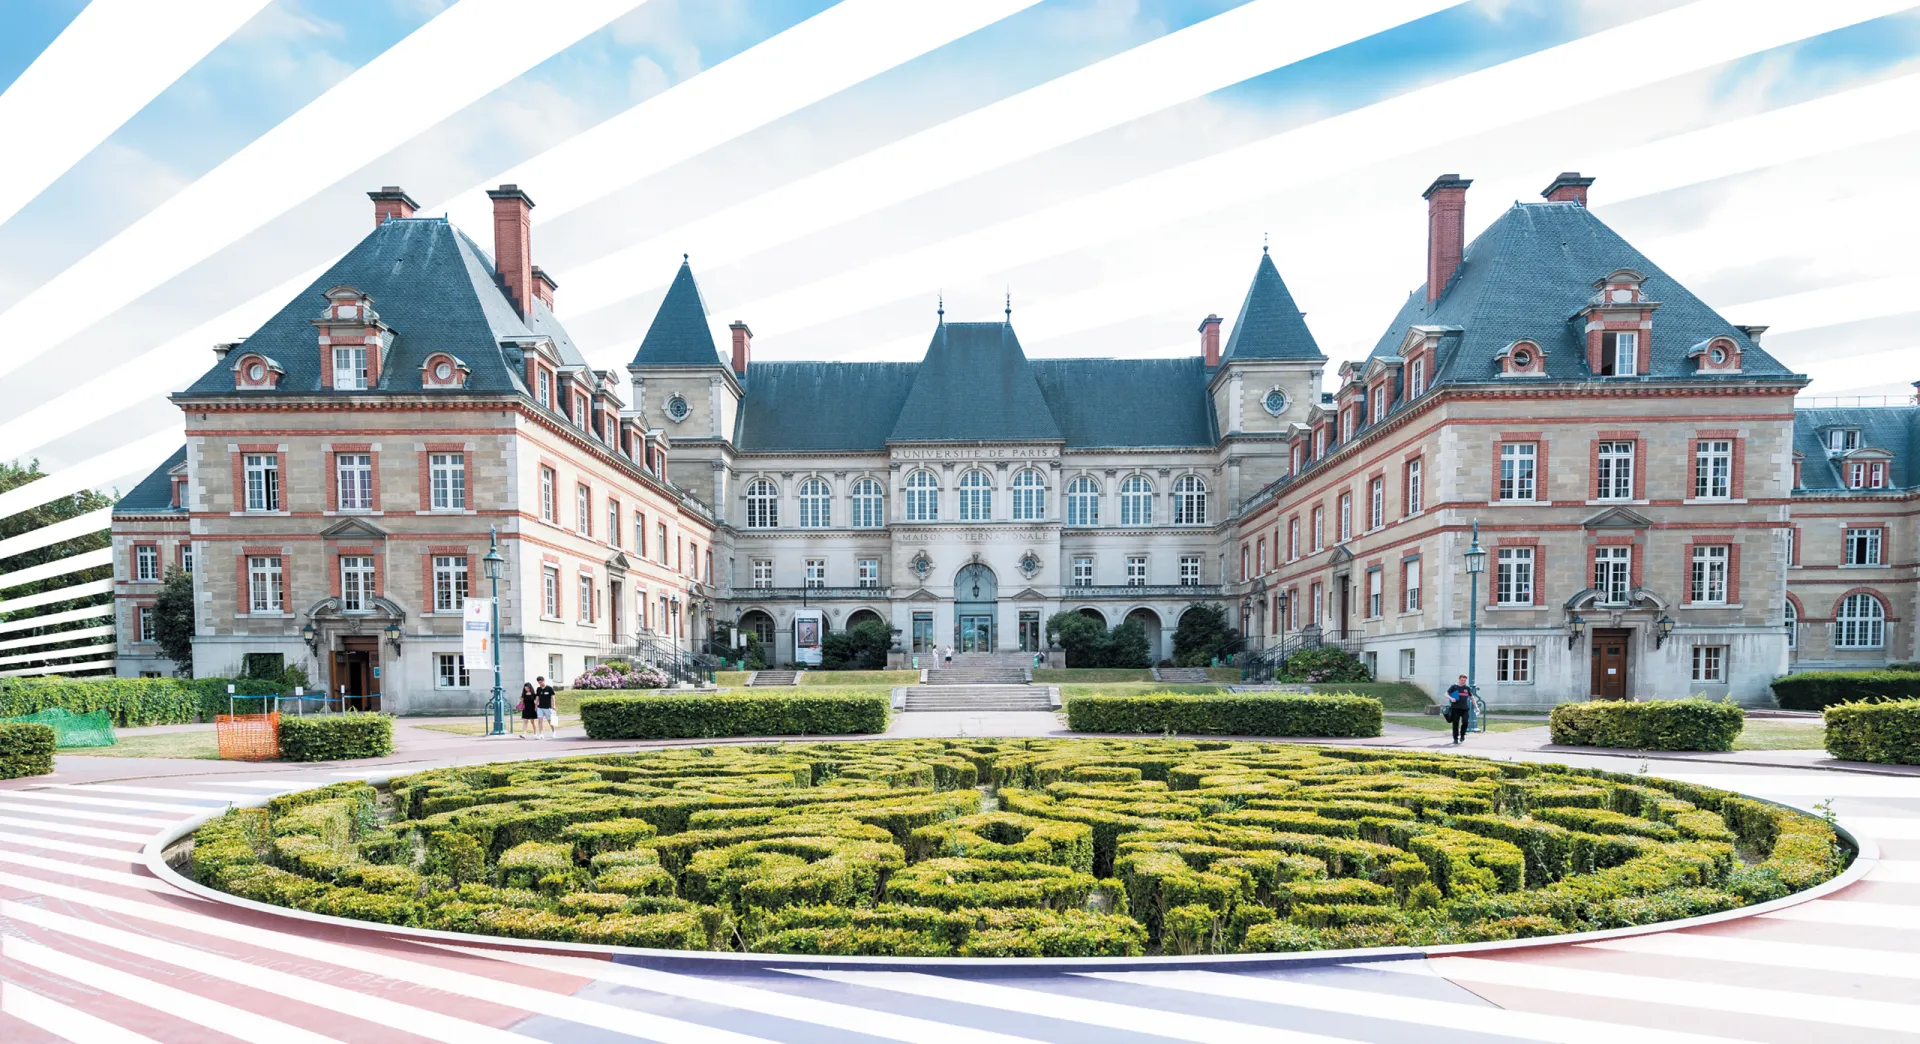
[333,345,368,390]
[1407,355,1426,398]
[1848,460,1890,490]
[1600,331,1637,376]
[1828,429,1859,453]
[1687,336,1742,374]
[420,353,468,388]
[231,352,284,390]
[1496,340,1546,377]
[1370,384,1385,422]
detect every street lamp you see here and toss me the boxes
[1566,613,1586,650]
[669,595,682,681]
[1654,613,1675,649]
[1462,520,1488,732]
[482,529,506,736]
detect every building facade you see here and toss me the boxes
[114,173,1918,709]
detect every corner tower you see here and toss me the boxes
[1210,248,1326,438]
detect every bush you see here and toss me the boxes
[1771,670,1920,711]
[572,663,669,690]
[1065,692,1381,737]
[1549,699,1744,751]
[0,677,200,726]
[1170,604,1239,668]
[1824,699,1920,765]
[1046,612,1151,669]
[579,691,888,739]
[277,713,394,761]
[1278,646,1372,683]
[186,677,283,721]
[0,722,55,779]
[821,620,893,671]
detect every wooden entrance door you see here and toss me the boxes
[1337,578,1351,640]
[1589,629,1629,699]
[332,636,381,712]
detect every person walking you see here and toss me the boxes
[943,645,953,668]
[533,676,558,738]
[1445,674,1474,744]
[517,682,537,736]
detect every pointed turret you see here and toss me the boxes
[631,257,723,368]
[1220,250,1325,363]
[887,319,1061,443]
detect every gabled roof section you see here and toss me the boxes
[1792,406,1919,491]
[1030,357,1216,447]
[734,362,920,453]
[631,259,723,368]
[887,322,1062,443]
[113,446,188,516]
[1220,250,1325,363]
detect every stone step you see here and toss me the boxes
[902,685,1055,712]
[925,668,1029,685]
[1154,667,1211,683]
[749,670,798,686]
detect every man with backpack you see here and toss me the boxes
[1445,675,1475,744]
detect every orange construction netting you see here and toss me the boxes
[215,712,280,761]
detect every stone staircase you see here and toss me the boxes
[902,685,1056,712]
[925,666,1030,685]
[1153,666,1211,684]
[749,670,798,686]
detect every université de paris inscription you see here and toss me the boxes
[892,446,1060,461]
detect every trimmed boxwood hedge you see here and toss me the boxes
[190,739,1843,956]
[1549,699,1745,751]
[0,721,55,779]
[277,713,394,762]
[1066,692,1381,737]
[579,691,888,739]
[1772,670,1920,711]
[1824,699,1920,765]
[0,675,278,726]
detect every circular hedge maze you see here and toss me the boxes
[189,740,1845,957]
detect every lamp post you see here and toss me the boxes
[669,595,682,681]
[1462,520,1488,732]
[482,528,506,737]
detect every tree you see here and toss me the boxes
[152,568,197,673]
[0,459,116,674]
[1171,603,1240,667]
[822,620,892,670]
[1047,611,1108,667]
[1103,619,1152,669]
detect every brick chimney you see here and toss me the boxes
[1541,171,1595,206]
[1198,314,1222,367]
[1423,174,1472,304]
[487,184,535,317]
[368,186,417,226]
[730,321,752,376]
[530,266,557,311]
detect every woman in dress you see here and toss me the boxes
[518,682,538,736]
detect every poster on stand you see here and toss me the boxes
[793,608,824,666]
[463,598,494,672]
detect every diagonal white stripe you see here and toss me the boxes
[0,832,144,863]
[0,508,112,564]
[0,603,113,636]
[0,853,170,892]
[1728,274,1917,337]
[0,643,116,668]
[0,431,178,527]
[0,812,166,840]
[0,547,111,594]
[0,982,163,1044]
[0,790,204,814]
[60,785,246,804]
[1834,817,1920,841]
[1583,932,1920,979]
[1764,899,1920,929]
[1,658,117,678]
[0,625,115,653]
[0,0,273,231]
[1869,861,1920,884]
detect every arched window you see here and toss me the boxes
[905,470,939,522]
[1835,593,1885,649]
[1066,476,1099,526]
[740,609,775,646]
[1119,476,1152,526]
[959,470,992,521]
[797,478,830,528]
[744,479,777,528]
[1173,475,1207,525]
[1784,599,1798,651]
[1010,469,1044,522]
[850,478,883,528]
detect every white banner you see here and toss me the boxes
[462,598,494,671]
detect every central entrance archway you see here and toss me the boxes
[954,562,998,652]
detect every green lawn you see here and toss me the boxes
[1734,718,1826,751]
[1385,714,1545,734]
[1033,669,1154,683]
[59,731,219,759]
[412,716,579,736]
[710,670,921,687]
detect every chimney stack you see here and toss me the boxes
[730,321,753,376]
[1199,314,1222,368]
[1735,324,1768,345]
[368,186,417,226]
[1540,171,1595,207]
[530,266,557,311]
[487,184,535,317]
[1423,174,1472,304]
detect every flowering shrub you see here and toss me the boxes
[572,663,669,690]
[1279,646,1372,683]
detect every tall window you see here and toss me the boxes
[340,556,375,612]
[1126,556,1147,586]
[1785,599,1798,650]
[1370,385,1385,424]
[1367,568,1383,617]
[745,479,778,528]
[1239,546,1249,582]
[1311,506,1324,552]
[1844,528,1882,566]
[1499,443,1537,501]
[436,653,470,689]
[1310,582,1323,627]
[1603,331,1637,376]
[539,467,556,522]
[542,567,559,617]
[1407,356,1425,398]
[1072,556,1093,587]
[179,544,194,574]
[134,545,159,582]
[1337,493,1352,542]
[429,453,465,511]
[247,556,282,614]
[1120,476,1152,526]
[1066,477,1099,526]
[798,478,831,528]
[433,556,468,613]
[958,470,992,521]
[1405,459,1422,515]
[536,368,550,408]
[1835,593,1885,648]
[332,345,368,390]
[1694,440,1732,500]
[1690,545,1729,604]
[1594,546,1631,604]
[751,559,772,589]
[1179,555,1201,586]
[657,523,668,564]
[1403,558,1421,611]
[804,559,826,589]
[634,512,646,556]
[607,500,621,547]
[1369,477,1384,530]
[1011,469,1045,522]
[1288,517,1300,559]
[1596,441,1634,500]
[905,470,939,522]
[575,485,593,536]
[578,576,594,623]
[1173,476,1207,525]
[858,559,879,588]
[137,606,155,643]
[1495,547,1534,605]
[1497,647,1533,682]
[1255,538,1267,575]
[850,479,884,528]
[336,453,372,511]
[1690,645,1726,682]
[243,454,279,512]
[1828,428,1860,453]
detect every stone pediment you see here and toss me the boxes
[1008,587,1047,601]
[1325,545,1355,567]
[605,551,633,574]
[1583,506,1651,529]
[319,517,388,540]
[906,587,941,602]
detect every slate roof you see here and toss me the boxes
[886,322,1063,443]
[630,259,724,368]
[1030,357,1217,447]
[114,446,188,516]
[1792,406,1920,491]
[1221,250,1325,362]
[734,362,920,453]
[1366,202,1802,385]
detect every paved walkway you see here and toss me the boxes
[1,730,1916,1042]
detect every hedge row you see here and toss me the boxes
[278,713,395,762]
[1065,692,1382,737]
[579,691,888,740]
[1549,699,1744,751]
[1824,699,1920,765]
[190,739,1843,956]
[0,722,54,779]
[0,676,279,726]
[1772,670,1920,711]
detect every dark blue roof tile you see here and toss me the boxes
[1221,251,1325,362]
[631,260,724,368]
[114,446,187,515]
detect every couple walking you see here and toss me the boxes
[517,676,558,737]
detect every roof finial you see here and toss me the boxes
[682,252,689,264]
[1262,231,1269,255]
[937,291,944,322]
[1004,287,1012,321]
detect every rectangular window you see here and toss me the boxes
[1693,440,1733,500]
[336,453,372,511]
[805,559,826,589]
[607,500,621,548]
[657,523,669,564]
[1497,647,1533,683]
[1256,538,1267,575]
[1403,558,1421,611]
[179,544,194,575]
[1310,582,1323,627]
[536,368,551,409]
[1371,385,1385,424]
[542,567,559,618]
[1311,507,1324,552]
[1786,526,1795,567]
[433,555,468,613]
[1691,645,1726,683]
[1844,528,1882,566]
[1596,441,1634,500]
[1338,493,1352,542]
[134,545,159,582]
[1870,462,1887,489]
[332,345,368,390]
[1239,546,1249,583]
[1367,568,1382,618]
[340,556,375,612]
[137,606,155,643]
[1127,556,1148,587]
[1072,556,1094,587]
[1594,546,1631,604]
[1287,518,1300,559]
[1178,555,1200,586]
[635,512,646,556]
[436,653,470,689]
[752,559,772,589]
[1496,547,1534,606]
[1829,428,1858,453]
[857,559,879,589]
[575,485,591,535]
[1407,357,1425,398]
[1690,545,1729,604]
[539,467,556,522]
[429,453,465,511]
[243,454,279,512]
[1287,588,1299,629]
[1400,648,1417,678]
[1499,443,1537,501]
[1369,477,1384,530]
[1405,459,1423,515]
[1603,331,1637,376]
[247,556,282,614]
[578,576,594,623]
